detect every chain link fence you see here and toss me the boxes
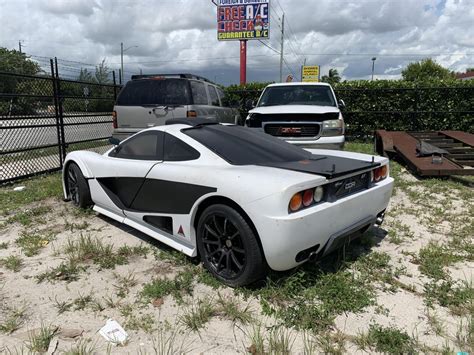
[1,59,121,184]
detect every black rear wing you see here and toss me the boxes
[130,73,214,84]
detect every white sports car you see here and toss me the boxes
[63,118,394,286]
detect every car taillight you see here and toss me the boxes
[112,110,118,129]
[372,165,388,182]
[187,110,197,118]
[289,186,325,213]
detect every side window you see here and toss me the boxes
[208,85,221,106]
[112,131,164,160]
[163,133,200,161]
[190,81,208,105]
[217,88,231,107]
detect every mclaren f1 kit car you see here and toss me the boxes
[63,119,393,286]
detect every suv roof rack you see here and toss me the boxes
[166,118,218,127]
[130,73,214,84]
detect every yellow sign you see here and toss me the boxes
[301,65,320,82]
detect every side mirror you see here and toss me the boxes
[338,99,346,109]
[109,137,121,146]
[245,98,255,110]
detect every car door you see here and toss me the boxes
[87,131,164,218]
[207,84,229,123]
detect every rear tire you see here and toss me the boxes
[197,204,266,287]
[66,163,92,208]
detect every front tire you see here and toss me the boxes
[66,163,92,208]
[197,204,266,287]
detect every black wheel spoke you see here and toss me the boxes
[204,224,219,238]
[226,253,231,272]
[223,218,228,235]
[216,253,225,270]
[213,216,223,235]
[230,251,243,270]
[203,239,220,246]
[233,247,245,254]
[229,231,239,240]
[208,249,222,258]
[68,170,76,183]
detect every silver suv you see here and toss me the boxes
[112,74,240,141]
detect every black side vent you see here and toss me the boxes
[143,216,173,234]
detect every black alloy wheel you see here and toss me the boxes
[66,163,92,208]
[197,204,266,287]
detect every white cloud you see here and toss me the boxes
[0,0,472,84]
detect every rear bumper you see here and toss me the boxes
[246,177,394,271]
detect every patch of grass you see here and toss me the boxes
[125,313,155,333]
[117,244,149,258]
[64,339,97,355]
[0,173,62,216]
[0,255,24,272]
[154,248,191,266]
[216,293,253,324]
[454,316,473,352]
[267,327,295,355]
[64,220,90,232]
[25,324,58,353]
[36,262,84,283]
[179,298,217,331]
[246,323,266,354]
[0,306,27,334]
[414,241,462,280]
[425,309,444,336]
[141,269,194,303]
[151,326,190,355]
[52,296,72,314]
[387,220,414,245]
[0,242,9,249]
[316,331,346,355]
[16,230,55,256]
[345,142,375,155]
[424,279,473,316]
[358,324,417,354]
[113,271,138,298]
[65,234,127,269]
[196,268,223,289]
[6,206,52,226]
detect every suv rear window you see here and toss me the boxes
[116,79,191,106]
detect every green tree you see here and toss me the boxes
[94,59,110,84]
[321,69,341,86]
[0,47,42,75]
[77,68,94,83]
[401,58,454,82]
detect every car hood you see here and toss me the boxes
[249,105,339,115]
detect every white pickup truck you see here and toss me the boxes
[245,82,345,149]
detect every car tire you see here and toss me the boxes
[197,204,266,287]
[66,163,92,208]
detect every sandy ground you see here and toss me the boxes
[0,168,472,354]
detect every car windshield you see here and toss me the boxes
[258,85,336,107]
[116,79,191,106]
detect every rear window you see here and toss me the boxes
[116,79,191,106]
[190,81,208,105]
[183,125,310,165]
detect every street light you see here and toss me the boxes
[121,42,138,83]
[371,57,377,81]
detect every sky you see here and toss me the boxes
[0,0,473,85]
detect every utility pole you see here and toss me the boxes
[371,57,376,81]
[120,42,124,83]
[18,40,23,53]
[279,13,285,82]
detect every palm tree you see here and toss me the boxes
[321,69,341,85]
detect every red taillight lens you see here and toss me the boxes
[187,110,197,118]
[373,165,388,182]
[302,189,314,207]
[289,193,303,212]
[112,110,118,129]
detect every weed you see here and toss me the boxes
[0,306,27,334]
[117,244,149,258]
[73,293,94,311]
[64,220,90,232]
[216,293,253,324]
[424,279,473,316]
[113,271,138,298]
[316,331,346,355]
[268,327,295,355]
[64,339,97,355]
[141,269,194,303]
[154,248,190,266]
[196,268,223,289]
[103,295,122,309]
[25,324,58,353]
[16,230,55,256]
[125,313,155,333]
[6,206,52,226]
[65,234,127,269]
[0,242,8,249]
[52,296,72,314]
[36,262,84,283]
[179,298,216,331]
[0,255,24,272]
[361,324,416,354]
[246,323,265,354]
[415,241,462,280]
[425,309,444,336]
[302,331,318,355]
[151,326,191,355]
[454,316,473,352]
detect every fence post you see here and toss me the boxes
[50,59,64,167]
[54,57,67,162]
[112,70,117,101]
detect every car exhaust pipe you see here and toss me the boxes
[375,211,385,226]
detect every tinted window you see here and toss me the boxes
[112,131,164,160]
[116,79,191,106]
[208,85,220,106]
[190,81,208,105]
[164,133,200,161]
[183,125,310,165]
[258,85,336,107]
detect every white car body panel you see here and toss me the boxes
[63,123,393,271]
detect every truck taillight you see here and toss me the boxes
[112,111,117,129]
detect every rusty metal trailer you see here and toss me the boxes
[375,130,474,176]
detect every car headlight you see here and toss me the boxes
[321,119,344,137]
